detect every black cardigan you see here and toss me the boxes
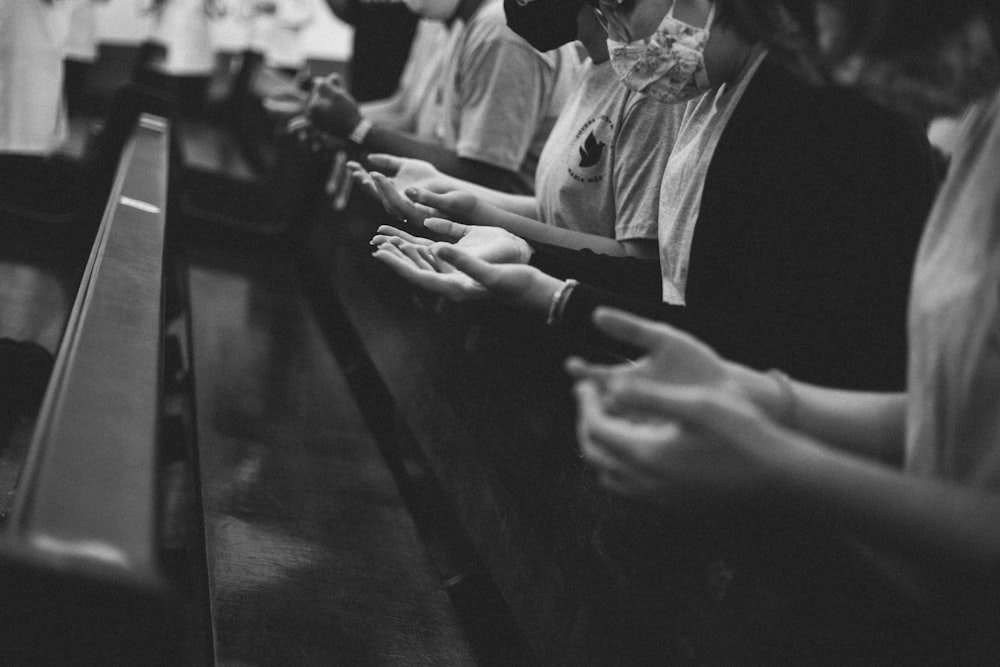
[530,58,938,390]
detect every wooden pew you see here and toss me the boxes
[303,194,941,665]
[0,113,193,666]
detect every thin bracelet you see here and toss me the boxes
[546,279,579,327]
[348,117,374,146]
[767,369,797,427]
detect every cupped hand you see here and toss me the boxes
[305,75,362,137]
[365,154,458,194]
[369,220,531,264]
[420,218,533,264]
[575,377,807,510]
[368,172,437,227]
[406,188,481,225]
[372,241,562,311]
[371,225,433,248]
[566,308,736,397]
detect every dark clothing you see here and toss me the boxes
[531,58,938,390]
[348,0,419,102]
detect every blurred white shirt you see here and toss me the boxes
[149,0,216,75]
[65,0,99,63]
[0,0,72,154]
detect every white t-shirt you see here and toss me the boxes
[534,58,681,240]
[906,88,1000,489]
[65,0,99,63]
[413,0,581,192]
[248,0,315,69]
[657,46,768,304]
[0,0,71,154]
[361,19,448,132]
[149,0,216,76]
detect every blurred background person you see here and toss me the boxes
[64,0,109,118]
[143,0,224,117]
[306,0,582,193]
[322,0,420,102]
[353,0,682,258]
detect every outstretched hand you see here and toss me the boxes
[348,160,483,229]
[372,218,534,264]
[566,308,736,396]
[364,154,458,194]
[305,74,361,137]
[372,237,565,311]
[568,309,815,509]
[574,376,806,510]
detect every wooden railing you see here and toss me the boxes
[0,113,185,666]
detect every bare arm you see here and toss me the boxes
[731,364,908,464]
[412,190,660,258]
[471,202,658,258]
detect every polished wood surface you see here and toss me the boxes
[187,239,475,666]
[304,199,941,666]
[0,114,184,666]
[12,115,169,562]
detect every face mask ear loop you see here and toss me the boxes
[703,2,716,34]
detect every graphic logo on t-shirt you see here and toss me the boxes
[568,115,614,184]
[579,131,605,168]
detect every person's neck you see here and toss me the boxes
[451,0,488,25]
[582,34,610,64]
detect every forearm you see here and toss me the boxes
[476,206,631,257]
[358,95,409,130]
[734,365,907,463]
[778,438,1000,597]
[472,190,537,218]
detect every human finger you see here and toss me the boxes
[591,308,682,353]
[347,163,378,198]
[565,356,626,385]
[608,379,760,439]
[398,242,436,272]
[575,380,625,468]
[423,217,470,241]
[373,245,486,302]
[576,380,685,466]
[406,187,451,210]
[372,172,425,223]
[374,225,433,246]
[370,234,404,247]
[366,153,404,175]
[315,73,344,97]
[432,245,503,287]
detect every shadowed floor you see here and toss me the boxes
[186,239,475,666]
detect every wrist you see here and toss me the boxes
[545,278,579,326]
[729,363,792,425]
[520,273,566,317]
[347,117,373,145]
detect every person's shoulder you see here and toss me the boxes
[466,0,540,53]
[749,57,928,153]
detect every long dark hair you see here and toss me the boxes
[820,1,999,58]
[714,0,831,83]
[779,0,1000,118]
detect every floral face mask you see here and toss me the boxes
[606,0,717,103]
